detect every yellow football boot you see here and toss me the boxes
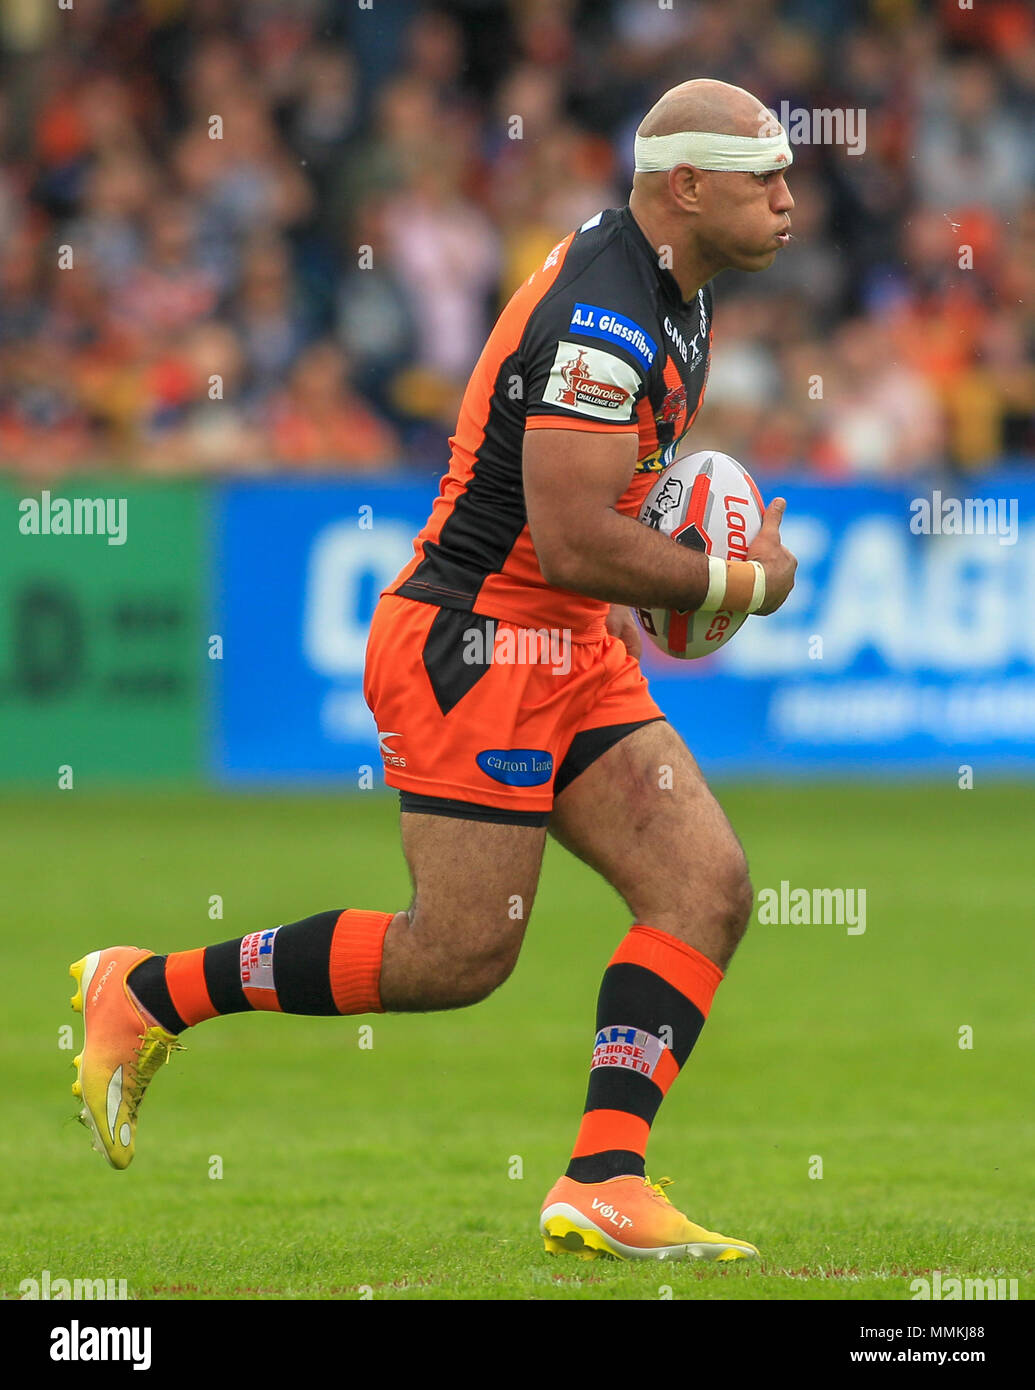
[540,1174,759,1261]
[69,947,182,1169]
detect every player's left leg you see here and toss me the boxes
[67,904,399,1171]
[69,809,547,1169]
[540,717,758,1260]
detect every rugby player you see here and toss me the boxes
[69,79,797,1262]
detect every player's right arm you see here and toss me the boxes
[523,428,796,615]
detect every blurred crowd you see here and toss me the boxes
[0,0,1033,480]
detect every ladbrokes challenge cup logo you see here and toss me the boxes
[556,349,631,412]
[542,339,640,422]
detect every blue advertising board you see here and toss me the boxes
[213,474,1035,782]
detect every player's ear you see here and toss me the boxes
[670,164,704,212]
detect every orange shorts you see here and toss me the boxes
[363,595,663,823]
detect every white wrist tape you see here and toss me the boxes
[747,560,766,614]
[696,558,767,613]
[699,556,728,612]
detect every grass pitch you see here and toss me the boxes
[1,784,1031,1300]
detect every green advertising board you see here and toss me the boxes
[0,479,207,783]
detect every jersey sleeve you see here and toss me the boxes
[521,290,659,435]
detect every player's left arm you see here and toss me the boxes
[523,426,710,609]
[523,426,797,615]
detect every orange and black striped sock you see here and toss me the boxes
[126,909,393,1033]
[566,923,723,1183]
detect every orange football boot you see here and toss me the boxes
[540,1174,759,1261]
[68,947,183,1169]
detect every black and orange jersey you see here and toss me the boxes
[388,204,714,636]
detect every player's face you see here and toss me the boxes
[696,167,794,273]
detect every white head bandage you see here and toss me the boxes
[634,129,793,174]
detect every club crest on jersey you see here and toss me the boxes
[657,383,687,425]
[542,341,639,423]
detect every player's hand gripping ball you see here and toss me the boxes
[636,450,764,659]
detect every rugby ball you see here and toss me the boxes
[636,450,764,659]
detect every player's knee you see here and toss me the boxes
[639,838,752,946]
[400,916,520,1008]
[725,855,755,942]
[695,832,753,942]
[437,943,518,1009]
[392,897,526,1010]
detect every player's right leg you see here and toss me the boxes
[538,657,759,1260]
[69,809,546,1168]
